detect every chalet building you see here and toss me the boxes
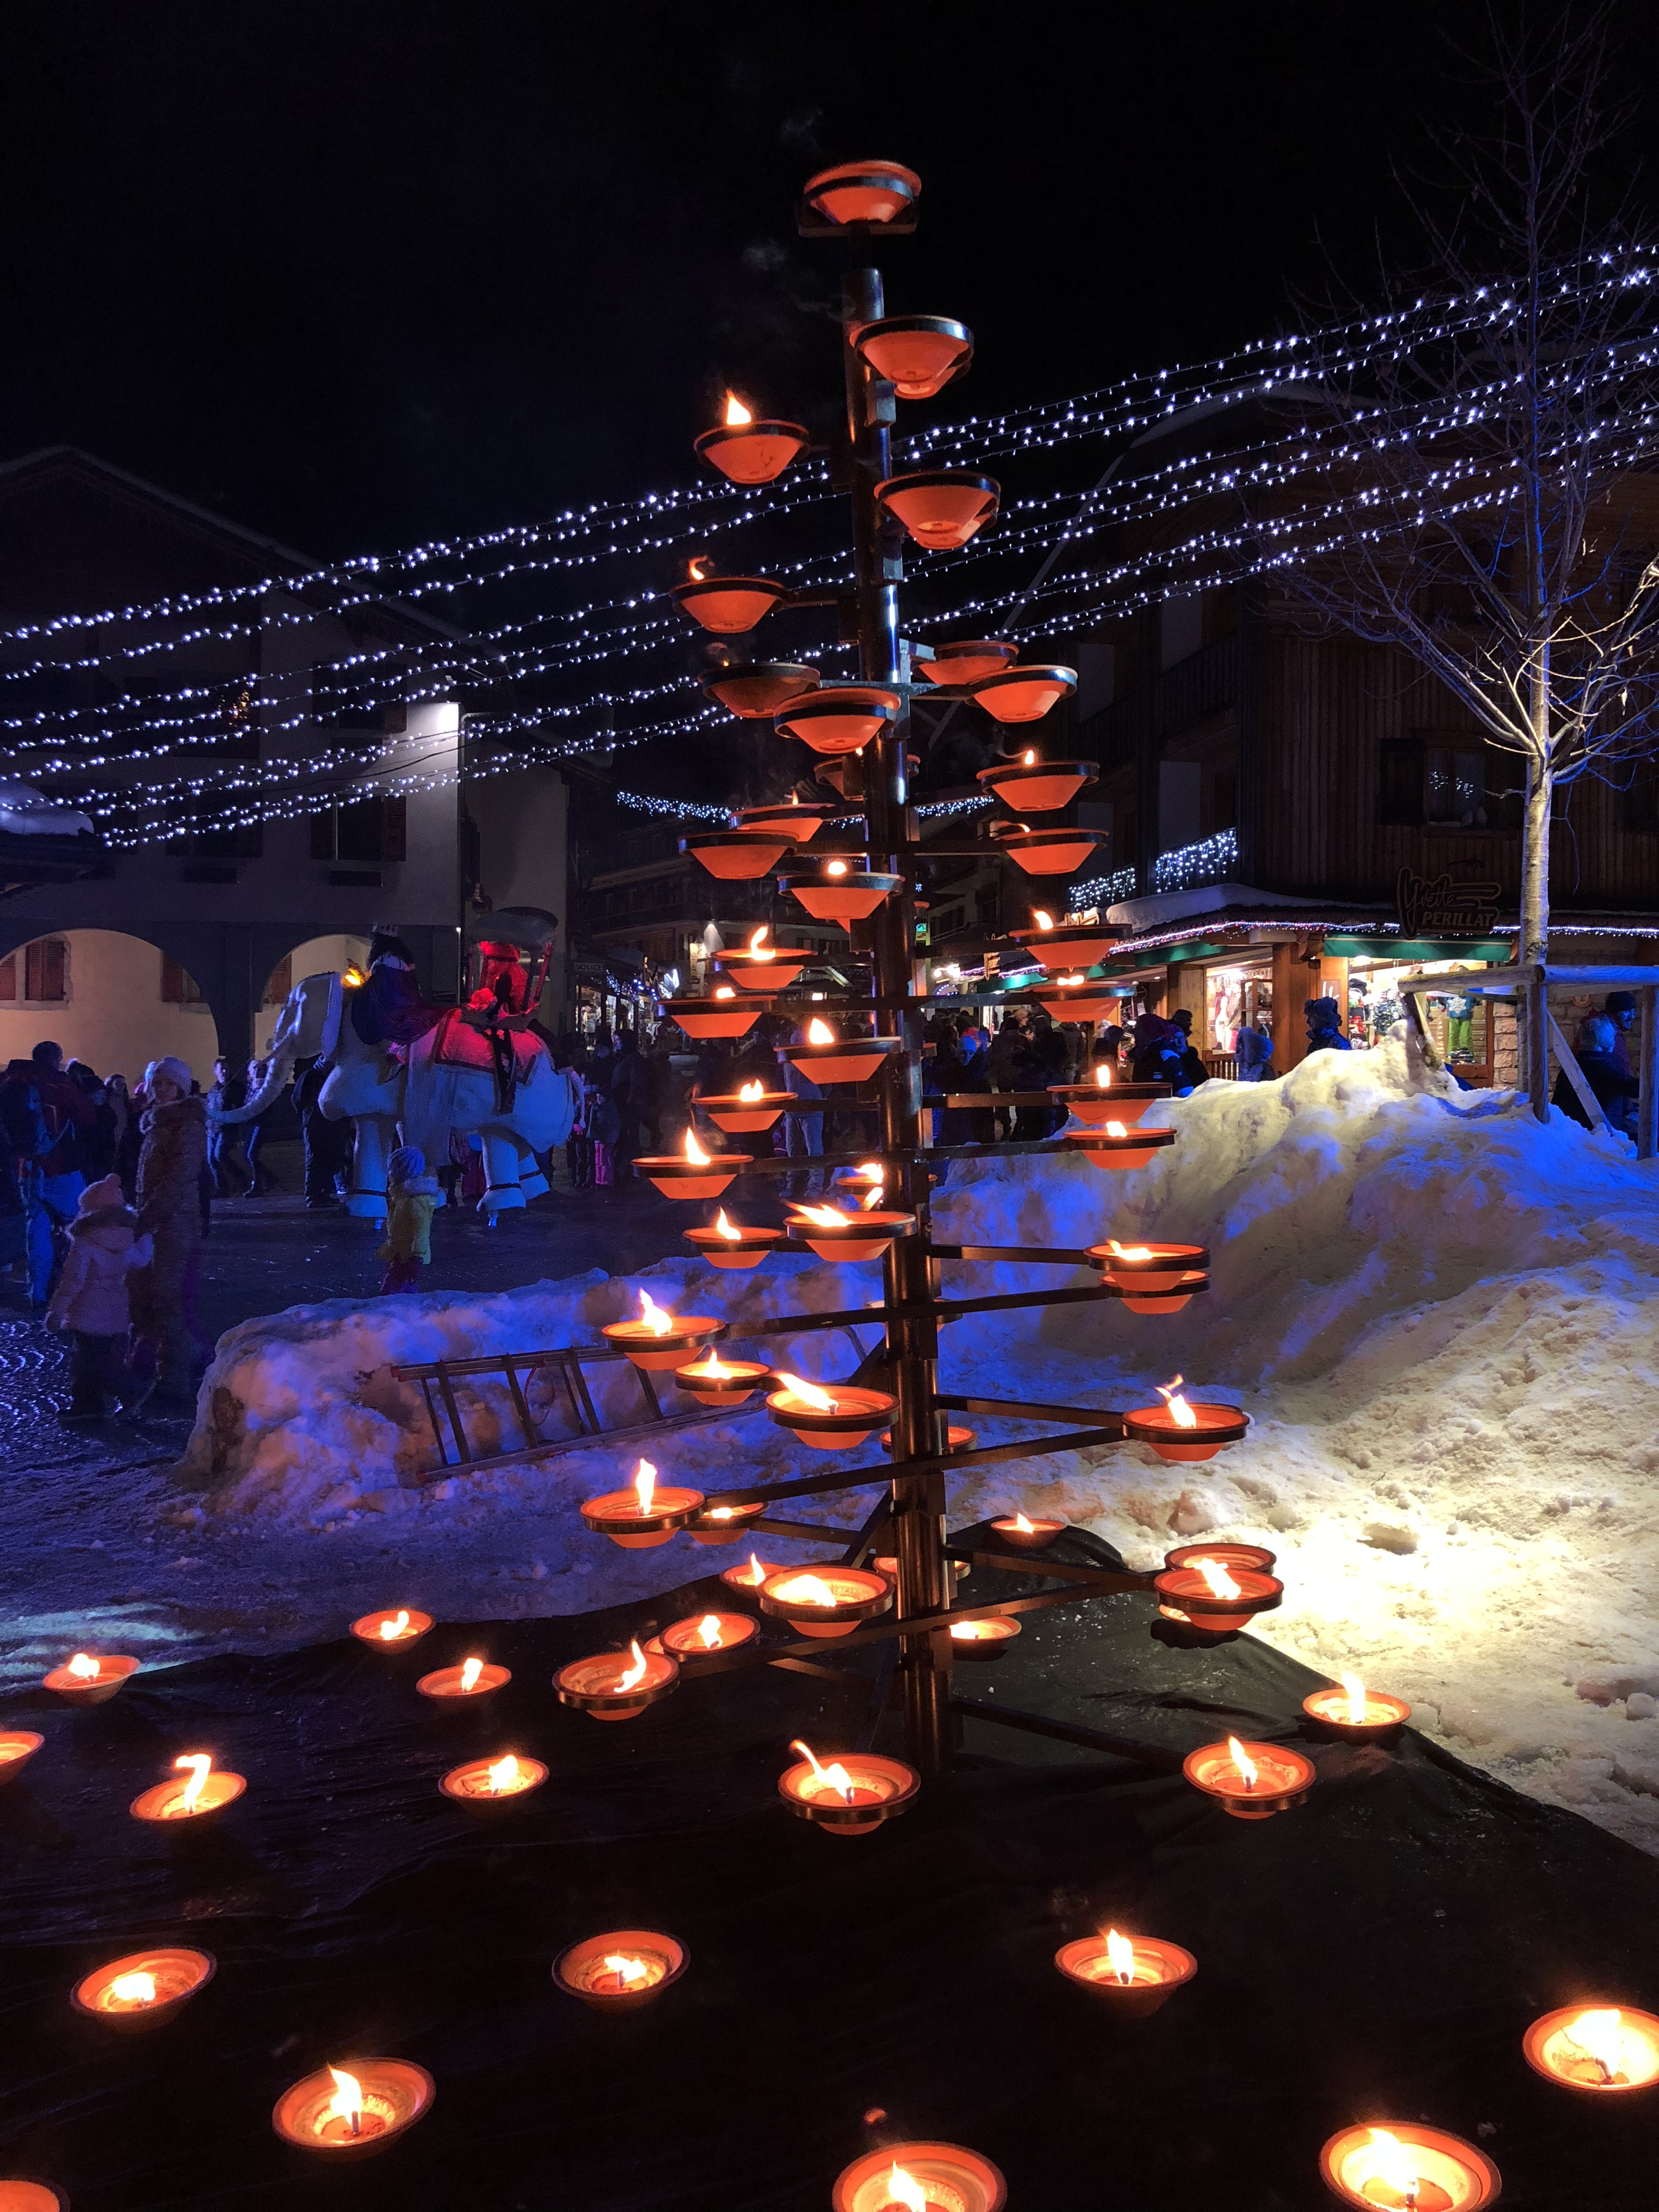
[0,448,568,1083]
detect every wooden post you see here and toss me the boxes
[1271,940,1306,1072]
[1640,987,1658,1162]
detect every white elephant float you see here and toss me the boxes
[219,971,580,1223]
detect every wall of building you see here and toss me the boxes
[252,932,370,1057]
[0,928,218,1084]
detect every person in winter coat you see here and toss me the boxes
[1130,1013,1187,1088]
[45,1173,152,1419]
[1,1040,98,1305]
[129,1057,208,1406]
[1235,1020,1274,1081]
[1554,1013,1640,1138]
[378,1145,440,1292]
[1303,997,1352,1056]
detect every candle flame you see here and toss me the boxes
[1340,1672,1368,1726]
[615,1640,649,1693]
[111,1970,157,2004]
[67,1652,101,1681]
[723,391,752,427]
[773,1370,837,1412]
[327,2067,363,2137]
[1227,1736,1259,1789]
[1564,2007,1629,2082]
[1022,748,1036,766]
[602,1953,650,1987]
[175,1753,212,1811]
[688,556,711,581]
[687,1348,737,1379]
[885,2165,928,2212]
[638,1288,675,1335]
[1157,1376,1198,1428]
[1365,2130,1422,2206]
[1014,1511,1035,1533]
[807,1017,837,1044]
[1193,1557,1241,1600]
[634,1459,657,1515]
[743,1552,768,1585]
[1033,909,1055,930]
[1095,1064,1113,1087]
[460,1657,483,1694]
[826,859,848,876]
[774,1573,839,1607]
[697,1614,724,1649]
[1105,1928,1136,1986]
[379,1610,410,1640]
[1105,1118,1128,1135]
[747,925,773,958]
[790,1738,855,1801]
[856,1161,885,1210]
[714,984,735,999]
[487,1754,520,1794]
[1107,1240,1154,1259]
[738,1079,764,1101]
[791,1201,853,1229]
[715,1208,742,1238]
[685,1128,711,1166]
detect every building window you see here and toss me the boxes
[310,796,407,864]
[263,954,293,1006]
[0,937,68,1003]
[161,953,205,1005]
[1380,737,1520,831]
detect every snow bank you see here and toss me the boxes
[176,1036,1659,1853]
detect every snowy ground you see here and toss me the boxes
[7,1037,1658,1855]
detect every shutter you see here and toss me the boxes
[381,795,408,862]
[0,953,17,1001]
[25,938,66,1002]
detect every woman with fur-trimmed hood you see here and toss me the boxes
[128,1056,208,1406]
[46,1173,152,1418]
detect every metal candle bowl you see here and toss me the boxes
[43,1654,139,1706]
[1053,1934,1197,2017]
[714,952,810,992]
[914,639,1019,687]
[1182,1738,1315,1821]
[1151,1566,1282,1636]
[72,1946,216,2032]
[1049,1078,1169,1125]
[1063,1126,1177,1172]
[682,1223,785,1270]
[832,2140,1006,2212]
[1123,1403,1250,1463]
[977,752,1093,808]
[660,1611,759,1662]
[700,661,820,719]
[778,1035,904,1084]
[684,1498,769,1544]
[1033,984,1123,1024]
[633,1154,748,1200]
[1165,1542,1276,1573]
[680,830,792,881]
[779,1750,920,1835]
[1008,921,1122,970]
[1318,2122,1501,2211]
[719,1554,779,1597]
[949,1617,1022,1661]
[760,1566,893,1639]
[672,1358,773,1409]
[989,1515,1066,1551]
[780,872,902,926]
[665,994,775,1040]
[992,824,1099,877]
[1087,1243,1210,1316]
[272,2059,435,2159]
[349,1608,435,1651]
[439,1754,549,1808]
[415,1661,511,1704]
[730,800,838,839]
[1302,1686,1412,1741]
[130,1770,247,1824]
[579,1483,705,1548]
[0,2184,67,2211]
[693,418,808,486]
[767,1383,896,1451]
[552,1929,688,2011]
[555,1647,680,1722]
[1521,2003,1659,2093]
[696,1087,794,1128]
[600,1315,727,1373]
[0,1732,43,1787]
[669,574,789,633]
[787,1210,916,1262]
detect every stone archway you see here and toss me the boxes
[0,927,220,1087]
[252,933,372,1057]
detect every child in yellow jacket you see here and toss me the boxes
[378,1145,439,1293]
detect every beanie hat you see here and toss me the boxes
[1606,991,1638,1017]
[388,1145,426,1183]
[1304,997,1340,1023]
[144,1055,193,1094]
[77,1173,124,1213]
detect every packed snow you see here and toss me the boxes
[18,1035,1659,1855]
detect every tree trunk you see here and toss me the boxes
[1520,744,1552,1121]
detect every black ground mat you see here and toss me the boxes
[0,1524,1653,2210]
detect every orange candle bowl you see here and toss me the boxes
[979,747,1093,804]
[767,1379,896,1451]
[915,638,1019,687]
[694,416,809,487]
[634,1146,748,1201]
[680,830,793,881]
[580,1472,705,1548]
[1063,1125,1177,1172]
[660,1610,760,1663]
[555,1642,680,1722]
[416,1659,511,1704]
[1088,1240,1209,1314]
[775,685,900,756]
[714,950,811,993]
[669,573,789,634]
[130,1756,247,1825]
[731,799,839,841]
[787,1206,916,1262]
[780,870,902,926]
[1166,1541,1276,1573]
[600,1308,728,1371]
[875,468,1000,551]
[663,992,773,1041]
[1318,2122,1501,2211]
[1054,1932,1197,2017]
[760,1565,894,1640]
[883,1424,977,1459]
[1151,1563,1282,1635]
[349,1607,434,1651]
[992,823,1100,877]
[1052,1077,1169,1125]
[272,2058,435,2159]
[1123,1399,1250,1463]
[780,1745,920,1836]
[1008,917,1121,969]
[0,1732,43,1787]
[950,1616,1022,1661]
[801,158,922,229]
[720,1551,781,1597]
[552,1929,687,2011]
[1302,1682,1412,1743]
[43,1652,139,1707]
[71,1946,216,2032]
[874,1554,971,1584]
[1033,982,1125,1026]
[1183,1737,1316,1821]
[0,2188,65,2212]
[832,2141,1005,2212]
[852,313,973,400]
[672,1352,774,1408]
[990,1513,1066,1551]
[702,660,820,719]
[685,1499,769,1545]
[439,1752,549,1808]
[779,1031,903,1084]
[967,667,1080,727]
[696,1087,794,1130]
[683,1220,786,1270]
[1522,2003,1659,2094]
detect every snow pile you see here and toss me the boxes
[175,1036,1659,1853]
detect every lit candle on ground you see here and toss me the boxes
[555,1640,680,1721]
[990,1511,1066,1550]
[552,1929,687,2010]
[131,1752,248,1823]
[580,1457,705,1547]
[272,2059,435,2157]
[1319,2124,1500,2211]
[72,1946,216,2030]
[779,1741,920,1835]
[0,1732,43,1786]
[416,1656,510,1703]
[660,1611,759,1660]
[1522,2003,1659,2092]
[1053,1928,1198,2016]
[43,1650,139,1705]
[1302,1673,1412,1740]
[1182,1735,1315,1820]
[350,1607,434,1649]
[832,2142,1006,2212]
[439,1751,549,1806]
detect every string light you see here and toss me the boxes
[1069,869,1138,908]
[1151,831,1240,893]
[615,790,732,822]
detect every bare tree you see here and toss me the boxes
[1285,6,1659,1112]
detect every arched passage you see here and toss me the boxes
[253,933,372,1057]
[0,927,219,1086]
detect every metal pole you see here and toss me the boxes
[841,264,952,1775]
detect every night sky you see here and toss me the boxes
[6,1,1650,569]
